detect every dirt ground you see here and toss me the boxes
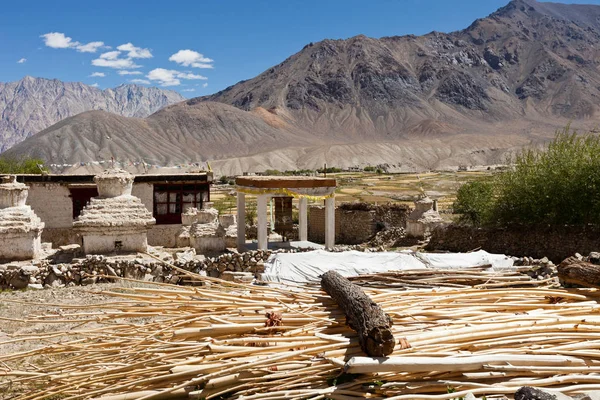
[0,282,159,399]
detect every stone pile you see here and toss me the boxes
[515,386,600,400]
[366,226,418,249]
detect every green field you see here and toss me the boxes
[211,171,493,223]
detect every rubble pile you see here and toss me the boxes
[366,226,419,248]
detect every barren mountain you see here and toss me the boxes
[0,77,184,151]
[6,0,600,174]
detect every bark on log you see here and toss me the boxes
[558,257,600,288]
[321,270,395,356]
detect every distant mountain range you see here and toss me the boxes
[6,0,600,174]
[0,76,184,151]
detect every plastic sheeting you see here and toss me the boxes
[261,250,514,284]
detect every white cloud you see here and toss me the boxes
[92,51,141,69]
[99,51,121,60]
[146,68,207,86]
[182,88,195,92]
[41,33,108,54]
[92,58,140,69]
[90,72,105,77]
[117,43,152,59]
[169,49,213,68]
[177,72,207,80]
[118,70,143,75]
[202,82,208,88]
[77,41,107,53]
[17,58,26,64]
[90,83,99,88]
[130,79,151,84]
[41,32,79,49]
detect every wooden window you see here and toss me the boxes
[153,184,210,224]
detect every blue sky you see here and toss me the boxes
[2,0,599,97]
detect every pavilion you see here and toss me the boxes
[235,176,337,251]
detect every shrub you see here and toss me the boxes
[453,180,495,225]
[453,127,600,226]
[0,157,46,174]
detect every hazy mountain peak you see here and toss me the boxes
[0,77,185,151]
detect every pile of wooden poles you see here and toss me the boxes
[3,267,600,399]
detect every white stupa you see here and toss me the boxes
[0,176,44,261]
[73,169,155,254]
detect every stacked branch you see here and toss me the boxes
[2,266,600,399]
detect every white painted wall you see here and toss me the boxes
[25,182,195,249]
[132,183,154,213]
[26,183,73,229]
[148,225,181,248]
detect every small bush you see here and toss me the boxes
[245,203,257,226]
[453,180,495,225]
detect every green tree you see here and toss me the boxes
[453,180,495,225]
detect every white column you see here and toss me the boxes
[257,194,269,251]
[325,197,335,250]
[299,197,308,242]
[236,192,246,251]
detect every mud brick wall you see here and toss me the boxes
[308,205,409,245]
[427,224,600,263]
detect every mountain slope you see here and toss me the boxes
[202,0,600,136]
[0,77,185,151]
[5,0,600,174]
[4,102,319,167]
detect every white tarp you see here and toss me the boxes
[261,250,514,284]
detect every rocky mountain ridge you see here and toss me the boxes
[0,76,184,151]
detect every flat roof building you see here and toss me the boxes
[16,172,213,248]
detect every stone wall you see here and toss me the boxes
[308,204,410,245]
[427,224,600,263]
[0,248,297,290]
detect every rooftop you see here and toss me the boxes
[235,176,336,189]
[16,172,213,184]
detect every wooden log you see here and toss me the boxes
[320,270,395,356]
[558,257,600,288]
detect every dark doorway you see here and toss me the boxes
[70,188,98,219]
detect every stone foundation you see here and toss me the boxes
[1,231,43,262]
